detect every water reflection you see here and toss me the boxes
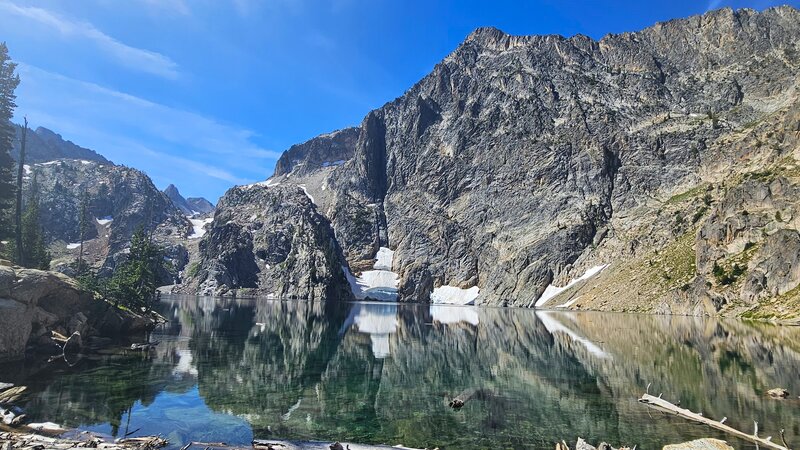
[2,297,800,450]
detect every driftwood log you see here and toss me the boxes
[252,439,425,450]
[0,432,167,450]
[638,393,791,450]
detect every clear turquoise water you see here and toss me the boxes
[3,296,800,449]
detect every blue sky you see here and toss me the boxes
[0,0,796,202]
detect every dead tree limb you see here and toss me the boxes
[638,393,790,450]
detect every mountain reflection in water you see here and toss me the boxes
[2,296,800,450]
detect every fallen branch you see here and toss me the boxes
[638,393,790,450]
[130,341,160,351]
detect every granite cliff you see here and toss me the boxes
[189,6,800,317]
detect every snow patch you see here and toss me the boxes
[298,184,315,204]
[430,304,479,326]
[23,164,31,175]
[96,216,113,225]
[556,297,581,308]
[343,247,399,301]
[536,311,609,358]
[188,217,213,239]
[80,160,93,165]
[430,285,480,305]
[534,264,608,307]
[66,243,81,249]
[243,177,280,189]
[321,160,345,167]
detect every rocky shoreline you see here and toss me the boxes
[0,429,745,450]
[0,260,159,362]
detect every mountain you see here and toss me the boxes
[11,125,111,165]
[188,6,800,319]
[24,159,192,281]
[164,184,215,216]
[6,123,207,282]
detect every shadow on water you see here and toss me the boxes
[2,296,800,449]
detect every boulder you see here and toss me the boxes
[0,298,33,360]
[0,265,155,361]
[663,439,734,450]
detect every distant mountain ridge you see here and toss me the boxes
[164,184,215,216]
[11,124,111,165]
[8,122,214,285]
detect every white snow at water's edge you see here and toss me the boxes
[556,297,581,308]
[96,216,113,225]
[343,247,400,301]
[66,243,80,249]
[188,217,213,239]
[536,311,610,359]
[533,264,608,307]
[430,285,480,305]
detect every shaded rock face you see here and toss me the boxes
[12,126,110,165]
[196,7,800,312]
[25,159,191,280]
[273,127,359,177]
[191,184,351,300]
[164,184,215,216]
[0,262,153,361]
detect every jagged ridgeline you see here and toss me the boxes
[9,126,215,285]
[188,6,800,317]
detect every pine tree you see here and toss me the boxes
[19,170,49,269]
[14,117,27,263]
[0,43,19,240]
[107,226,164,312]
[7,169,50,269]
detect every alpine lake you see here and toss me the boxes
[2,295,800,449]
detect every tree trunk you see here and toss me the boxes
[14,118,27,265]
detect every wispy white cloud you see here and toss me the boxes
[14,63,278,199]
[0,0,179,79]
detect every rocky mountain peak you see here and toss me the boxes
[163,184,215,216]
[175,6,800,316]
[12,124,111,165]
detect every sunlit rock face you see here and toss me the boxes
[21,159,190,282]
[189,184,352,300]
[192,7,800,313]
